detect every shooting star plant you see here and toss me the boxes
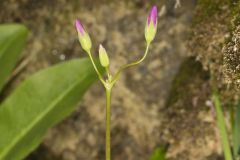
[75,6,158,160]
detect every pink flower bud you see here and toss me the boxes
[145,6,158,44]
[75,19,92,52]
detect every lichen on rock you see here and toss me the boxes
[223,25,240,88]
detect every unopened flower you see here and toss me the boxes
[145,6,158,44]
[99,44,109,67]
[75,19,92,52]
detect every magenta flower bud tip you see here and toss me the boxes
[75,19,85,35]
[145,6,158,44]
[147,6,157,27]
[75,19,92,51]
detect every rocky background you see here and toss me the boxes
[1,0,238,160]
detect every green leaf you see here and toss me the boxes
[233,102,240,157]
[212,93,233,160]
[0,24,28,91]
[150,146,167,160]
[0,58,103,160]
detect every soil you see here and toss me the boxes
[0,0,226,160]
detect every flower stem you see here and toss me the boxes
[112,44,150,83]
[212,93,233,160]
[87,50,105,84]
[105,86,112,160]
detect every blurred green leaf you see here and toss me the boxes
[0,58,103,160]
[212,93,233,160]
[233,102,240,157]
[150,146,167,160]
[0,24,28,91]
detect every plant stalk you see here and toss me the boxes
[213,93,233,160]
[105,86,112,160]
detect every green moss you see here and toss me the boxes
[193,0,240,41]
[198,0,229,17]
[193,0,231,25]
[195,0,240,26]
[230,2,240,30]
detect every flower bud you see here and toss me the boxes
[75,19,92,52]
[145,6,158,44]
[99,44,109,67]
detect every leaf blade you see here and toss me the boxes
[0,58,103,160]
[150,146,167,160]
[0,24,28,91]
[212,93,233,160]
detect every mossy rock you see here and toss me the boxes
[162,57,223,159]
[166,57,210,107]
[189,0,240,104]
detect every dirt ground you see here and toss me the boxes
[0,0,226,160]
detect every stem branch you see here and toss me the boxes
[112,44,149,83]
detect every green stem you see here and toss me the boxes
[213,93,233,160]
[87,50,105,84]
[105,86,112,160]
[112,44,150,83]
